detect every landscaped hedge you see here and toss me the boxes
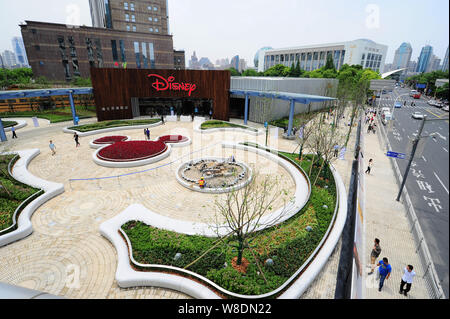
[0,155,41,233]
[122,147,337,296]
[200,120,258,132]
[69,119,160,132]
[1,120,18,128]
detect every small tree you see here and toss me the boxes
[213,172,292,266]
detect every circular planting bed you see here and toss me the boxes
[92,135,191,167]
[157,135,189,144]
[177,158,252,193]
[97,140,168,162]
[93,135,129,145]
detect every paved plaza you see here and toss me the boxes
[0,114,433,299]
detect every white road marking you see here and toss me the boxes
[434,172,449,195]
[422,156,427,162]
[443,147,448,153]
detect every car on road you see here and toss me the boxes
[428,99,438,106]
[412,112,425,119]
[382,112,392,124]
[381,107,391,114]
[410,90,418,97]
[413,92,422,99]
[443,106,449,112]
[394,101,403,108]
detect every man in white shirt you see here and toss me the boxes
[400,265,416,297]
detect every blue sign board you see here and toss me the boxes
[264,121,268,128]
[387,151,406,159]
[416,83,426,89]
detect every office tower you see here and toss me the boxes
[416,45,433,73]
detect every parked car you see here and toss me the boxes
[443,106,449,112]
[428,99,438,106]
[412,112,425,119]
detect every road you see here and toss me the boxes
[376,86,449,298]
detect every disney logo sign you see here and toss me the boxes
[147,74,197,97]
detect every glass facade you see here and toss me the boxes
[149,42,155,68]
[134,41,141,68]
[142,43,148,68]
[111,40,118,62]
[119,40,126,62]
[104,0,113,29]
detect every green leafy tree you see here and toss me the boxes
[264,64,291,77]
[241,69,260,77]
[324,54,336,71]
[227,67,241,76]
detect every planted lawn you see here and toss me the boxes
[1,120,18,128]
[0,155,41,233]
[0,106,96,123]
[122,147,337,296]
[200,120,258,132]
[69,119,160,133]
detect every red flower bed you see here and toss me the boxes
[93,136,128,145]
[157,135,188,144]
[97,141,168,162]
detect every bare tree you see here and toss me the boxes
[213,172,292,266]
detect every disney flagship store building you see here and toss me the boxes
[91,68,231,122]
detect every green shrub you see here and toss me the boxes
[69,119,160,132]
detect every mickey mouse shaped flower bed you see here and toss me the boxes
[156,135,188,144]
[93,135,129,145]
[92,134,191,168]
[97,140,168,162]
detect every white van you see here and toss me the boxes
[382,112,392,125]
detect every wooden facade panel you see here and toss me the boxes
[90,68,230,122]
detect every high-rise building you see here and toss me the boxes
[442,46,449,72]
[254,47,272,71]
[1,50,17,68]
[11,36,29,67]
[189,51,199,69]
[260,39,388,73]
[21,0,182,81]
[89,0,169,35]
[427,54,441,72]
[230,55,239,71]
[416,45,433,73]
[173,50,185,70]
[407,60,417,73]
[392,42,412,70]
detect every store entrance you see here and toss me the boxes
[138,97,213,118]
[229,97,246,119]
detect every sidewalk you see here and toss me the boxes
[360,119,430,299]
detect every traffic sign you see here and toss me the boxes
[387,151,406,159]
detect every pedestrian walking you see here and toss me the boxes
[372,122,377,134]
[399,265,416,297]
[74,133,80,147]
[49,140,56,156]
[209,109,213,119]
[11,126,17,139]
[376,257,392,292]
[161,114,165,125]
[191,113,195,122]
[367,124,372,133]
[145,128,150,140]
[365,159,373,174]
[368,238,381,274]
[333,144,340,157]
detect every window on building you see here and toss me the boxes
[155,28,159,33]
[275,55,279,62]
[153,6,158,11]
[154,17,158,22]
[307,53,312,61]
[149,42,155,68]
[124,2,128,10]
[148,17,153,21]
[142,42,148,68]
[35,45,40,51]
[130,2,135,11]
[132,25,136,32]
[362,53,365,60]
[111,40,118,62]
[126,25,130,31]
[134,41,141,68]
[313,52,318,60]
[149,27,153,32]
[280,55,284,62]
[125,14,129,21]
[31,29,37,34]
[148,6,151,10]
[119,40,126,62]
[290,54,294,61]
[131,15,135,22]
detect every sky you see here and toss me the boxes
[0,0,448,67]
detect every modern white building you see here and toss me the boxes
[259,39,388,74]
